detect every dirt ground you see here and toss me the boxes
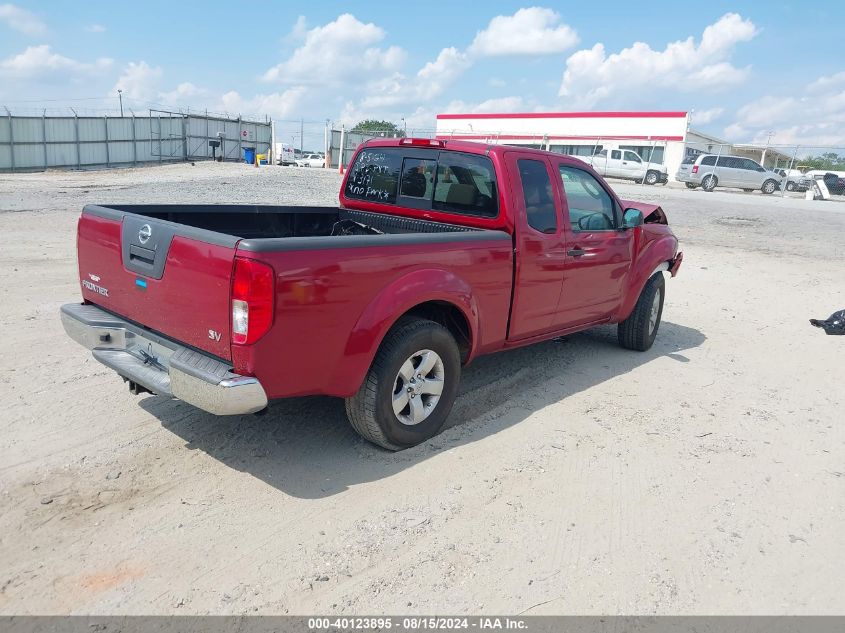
[0,162,843,615]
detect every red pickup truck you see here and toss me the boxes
[61,138,682,450]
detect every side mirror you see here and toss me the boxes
[621,208,644,229]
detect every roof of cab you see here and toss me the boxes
[358,137,587,165]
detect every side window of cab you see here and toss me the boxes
[559,165,618,232]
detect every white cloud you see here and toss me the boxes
[288,15,307,40]
[0,3,46,36]
[0,45,112,77]
[559,13,757,108]
[218,87,306,120]
[159,82,207,104]
[691,107,724,125]
[85,24,106,33]
[442,96,527,115]
[725,71,845,145]
[352,46,471,112]
[488,77,507,88]
[808,71,845,93]
[262,14,405,85]
[111,61,163,101]
[469,7,578,57]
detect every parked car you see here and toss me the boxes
[296,153,325,168]
[775,168,809,192]
[821,172,845,195]
[577,149,668,185]
[60,138,682,450]
[676,154,783,194]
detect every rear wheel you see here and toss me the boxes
[743,189,753,193]
[618,273,665,352]
[701,175,718,192]
[345,317,461,450]
[762,179,778,194]
[645,170,660,185]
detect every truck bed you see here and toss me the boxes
[75,203,514,392]
[86,204,479,241]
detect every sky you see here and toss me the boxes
[1,0,844,149]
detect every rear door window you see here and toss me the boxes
[518,159,557,234]
[344,149,402,203]
[611,150,622,160]
[433,152,498,217]
[701,156,716,166]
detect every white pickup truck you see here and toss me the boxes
[577,149,668,185]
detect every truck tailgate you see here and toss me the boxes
[76,206,238,360]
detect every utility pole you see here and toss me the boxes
[324,119,330,168]
[300,118,304,155]
[763,130,775,168]
[117,89,124,117]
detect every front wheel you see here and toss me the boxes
[786,181,795,192]
[761,179,778,194]
[618,273,665,351]
[645,170,660,185]
[345,317,461,450]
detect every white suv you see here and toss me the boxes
[676,154,783,194]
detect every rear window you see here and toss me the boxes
[345,148,498,218]
[344,149,402,203]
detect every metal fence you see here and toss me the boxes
[0,109,272,172]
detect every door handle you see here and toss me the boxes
[567,248,585,257]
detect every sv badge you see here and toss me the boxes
[208,329,222,342]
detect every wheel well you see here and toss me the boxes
[402,301,472,362]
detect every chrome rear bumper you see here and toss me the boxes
[60,303,267,415]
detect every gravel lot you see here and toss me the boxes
[1,162,843,615]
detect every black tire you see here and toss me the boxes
[618,273,665,352]
[743,189,753,193]
[685,182,698,189]
[701,175,717,192]
[645,170,659,185]
[345,317,461,450]
[786,181,795,192]
[761,179,778,194]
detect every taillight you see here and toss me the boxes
[231,257,275,345]
[692,165,699,174]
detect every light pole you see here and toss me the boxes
[400,117,406,137]
[117,89,123,117]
